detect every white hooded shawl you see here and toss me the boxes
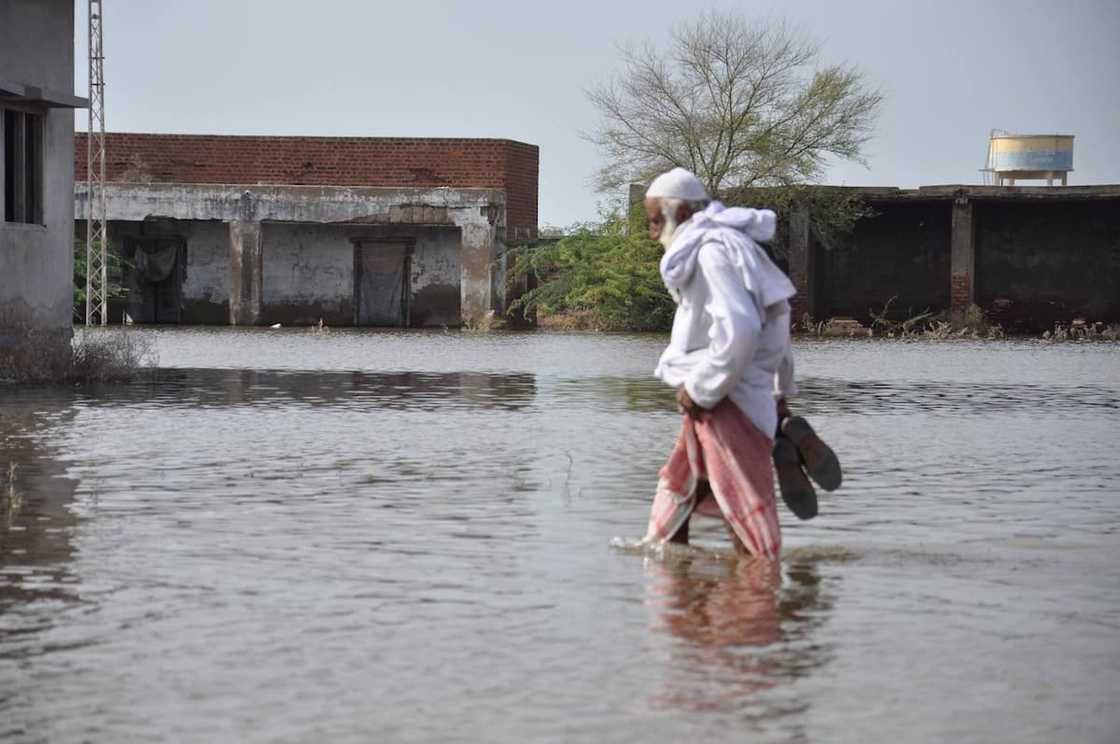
[660,201,794,306]
[655,201,798,436]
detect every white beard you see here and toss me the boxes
[658,213,679,250]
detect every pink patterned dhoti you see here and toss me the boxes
[645,399,781,560]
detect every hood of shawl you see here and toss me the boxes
[660,201,784,296]
[694,202,777,243]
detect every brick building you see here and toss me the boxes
[73,133,539,327]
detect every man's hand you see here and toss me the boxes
[676,386,710,420]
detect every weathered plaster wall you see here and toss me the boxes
[258,223,461,327]
[261,224,354,326]
[975,199,1120,329]
[179,222,230,321]
[407,227,461,327]
[0,0,77,343]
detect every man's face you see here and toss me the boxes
[645,198,691,249]
[644,198,668,242]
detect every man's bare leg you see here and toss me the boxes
[666,481,753,556]
[724,520,752,557]
[667,517,690,544]
[667,479,713,545]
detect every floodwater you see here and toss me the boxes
[2,329,1118,743]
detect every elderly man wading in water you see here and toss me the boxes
[641,167,840,560]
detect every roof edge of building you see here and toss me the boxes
[73,131,538,149]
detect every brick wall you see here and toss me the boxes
[502,140,540,239]
[75,133,538,231]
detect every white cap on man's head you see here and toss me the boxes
[645,167,709,201]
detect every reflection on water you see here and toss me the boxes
[551,376,677,413]
[796,377,1120,416]
[0,395,83,667]
[1,329,1118,743]
[100,368,538,411]
[644,550,832,723]
[0,397,79,594]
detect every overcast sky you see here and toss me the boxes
[74,0,1120,227]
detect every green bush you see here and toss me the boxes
[509,206,675,332]
[511,189,866,333]
[73,240,131,323]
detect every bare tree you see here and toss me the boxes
[586,14,883,195]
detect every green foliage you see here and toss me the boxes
[512,189,870,333]
[73,240,131,322]
[509,205,675,332]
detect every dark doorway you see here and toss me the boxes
[354,241,411,327]
[124,236,185,324]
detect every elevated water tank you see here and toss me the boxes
[985,133,1074,186]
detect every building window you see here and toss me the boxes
[2,108,43,225]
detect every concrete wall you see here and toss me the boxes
[261,224,461,327]
[180,223,231,322]
[406,227,461,327]
[84,218,464,327]
[814,201,951,322]
[773,186,1120,331]
[261,224,354,326]
[0,0,74,92]
[975,199,1120,329]
[0,0,77,345]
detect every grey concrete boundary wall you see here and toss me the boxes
[811,201,951,323]
[766,185,1120,331]
[974,200,1119,329]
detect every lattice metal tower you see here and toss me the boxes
[85,0,108,325]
